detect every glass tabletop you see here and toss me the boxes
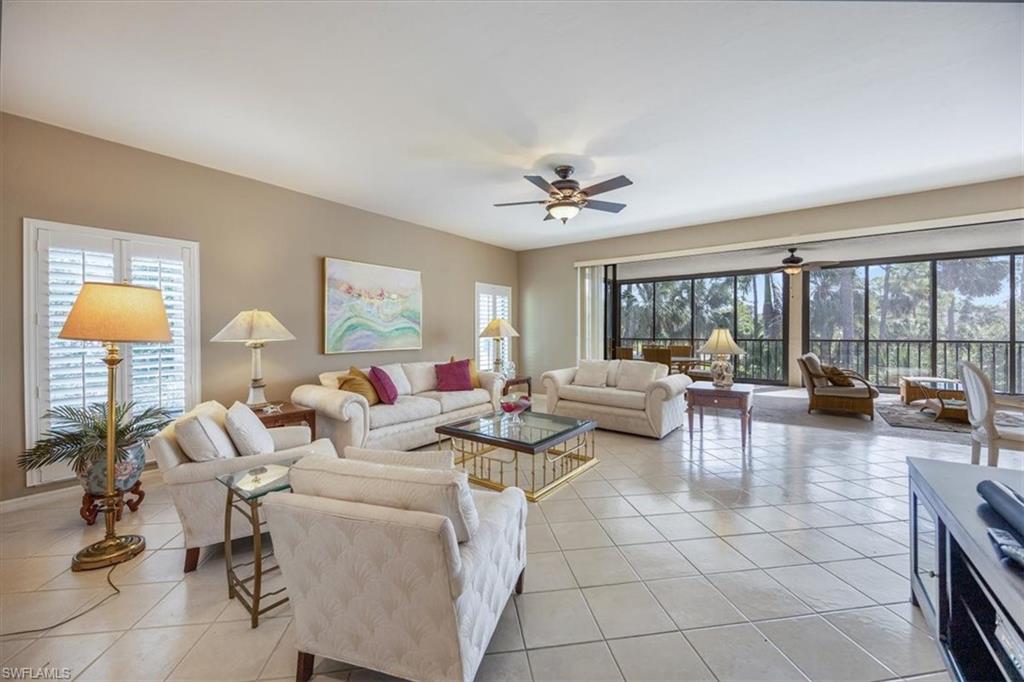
[216,456,302,501]
[915,378,963,391]
[439,411,594,447]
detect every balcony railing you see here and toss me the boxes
[808,338,1015,393]
[619,337,785,383]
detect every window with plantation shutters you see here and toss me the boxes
[24,219,200,486]
[476,282,512,372]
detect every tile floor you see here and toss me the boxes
[4,404,1019,681]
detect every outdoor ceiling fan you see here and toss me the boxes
[494,165,633,224]
[774,248,839,276]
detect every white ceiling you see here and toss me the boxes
[2,1,1021,251]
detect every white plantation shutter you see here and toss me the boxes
[24,219,200,486]
[476,282,512,371]
[128,248,191,416]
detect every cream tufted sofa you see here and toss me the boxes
[266,452,527,682]
[291,362,505,453]
[542,359,692,438]
[147,401,337,572]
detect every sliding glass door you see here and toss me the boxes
[806,251,1021,393]
[616,270,787,383]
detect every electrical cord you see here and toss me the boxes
[3,563,121,637]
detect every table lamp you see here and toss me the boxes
[479,318,519,376]
[211,309,295,405]
[59,282,171,571]
[697,328,746,388]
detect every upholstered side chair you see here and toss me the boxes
[959,360,1024,466]
[265,451,527,682]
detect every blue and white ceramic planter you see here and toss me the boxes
[76,443,147,496]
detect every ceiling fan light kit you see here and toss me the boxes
[775,247,839,276]
[495,164,633,223]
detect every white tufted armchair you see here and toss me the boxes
[265,452,527,682]
[148,403,338,572]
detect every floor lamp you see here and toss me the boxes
[59,282,171,571]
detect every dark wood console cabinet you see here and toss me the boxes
[909,458,1024,681]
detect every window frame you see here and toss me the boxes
[801,244,1023,393]
[22,218,201,486]
[614,265,789,384]
[474,281,513,371]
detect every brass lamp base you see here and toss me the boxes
[72,533,146,572]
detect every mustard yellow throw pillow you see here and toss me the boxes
[339,366,380,405]
[449,356,481,388]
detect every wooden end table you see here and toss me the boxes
[254,402,316,435]
[503,376,532,397]
[685,381,755,448]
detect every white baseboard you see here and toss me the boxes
[0,466,162,514]
[0,482,80,514]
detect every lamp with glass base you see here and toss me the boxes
[479,318,519,378]
[696,328,746,388]
[58,282,171,571]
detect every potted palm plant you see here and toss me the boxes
[19,402,173,525]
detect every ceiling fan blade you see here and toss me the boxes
[493,200,547,207]
[802,260,840,271]
[581,175,633,197]
[543,213,554,221]
[524,175,557,194]
[583,199,627,213]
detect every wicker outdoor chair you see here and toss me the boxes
[797,352,878,420]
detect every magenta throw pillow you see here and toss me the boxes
[435,359,473,391]
[367,366,398,404]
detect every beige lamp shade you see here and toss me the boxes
[211,309,295,343]
[697,328,746,356]
[479,318,520,339]
[59,282,171,343]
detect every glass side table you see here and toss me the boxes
[216,458,300,628]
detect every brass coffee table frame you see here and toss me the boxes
[437,416,598,502]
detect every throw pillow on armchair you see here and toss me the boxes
[823,365,855,387]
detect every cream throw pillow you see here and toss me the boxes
[225,402,275,456]
[573,360,611,387]
[175,401,238,462]
[289,456,479,542]
[616,360,660,392]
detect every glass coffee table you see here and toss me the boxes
[436,411,597,502]
[216,457,301,628]
[912,378,968,423]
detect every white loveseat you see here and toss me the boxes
[147,400,337,572]
[266,450,527,682]
[291,362,505,452]
[542,359,692,438]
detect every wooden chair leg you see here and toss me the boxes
[987,443,1000,468]
[971,440,982,465]
[296,651,315,682]
[184,547,200,573]
[515,568,525,595]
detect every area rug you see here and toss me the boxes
[876,401,1023,434]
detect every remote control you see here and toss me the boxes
[988,528,1024,569]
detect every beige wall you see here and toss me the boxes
[1,114,518,501]
[518,177,1024,383]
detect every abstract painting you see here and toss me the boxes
[323,257,422,353]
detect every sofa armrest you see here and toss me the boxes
[291,384,369,422]
[269,425,311,451]
[478,371,506,407]
[343,446,455,470]
[162,438,336,486]
[648,373,692,402]
[540,367,577,394]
